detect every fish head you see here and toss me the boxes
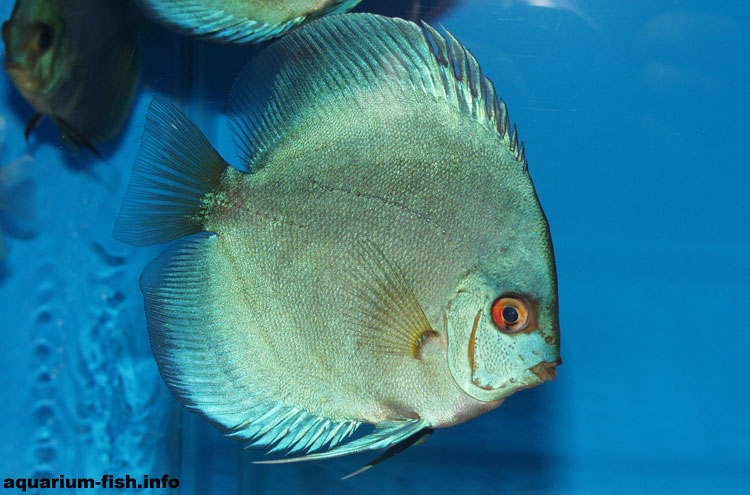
[2,0,65,103]
[445,225,560,403]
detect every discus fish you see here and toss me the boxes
[2,0,141,153]
[135,0,361,44]
[114,13,561,472]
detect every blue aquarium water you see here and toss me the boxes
[1,1,748,494]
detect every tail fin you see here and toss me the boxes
[114,96,229,246]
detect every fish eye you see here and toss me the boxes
[491,295,529,333]
[34,23,54,52]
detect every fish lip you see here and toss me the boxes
[471,358,562,393]
[4,60,27,84]
[4,60,22,72]
[3,61,41,101]
[530,359,562,382]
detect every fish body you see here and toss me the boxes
[136,0,361,44]
[2,0,141,149]
[115,14,560,464]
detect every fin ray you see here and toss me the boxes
[53,115,103,158]
[141,232,360,456]
[23,113,43,142]
[343,240,436,358]
[341,427,433,479]
[255,419,429,464]
[228,13,528,173]
[113,96,229,246]
[136,0,361,44]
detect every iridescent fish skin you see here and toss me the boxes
[114,13,561,467]
[1,0,141,149]
[136,0,361,44]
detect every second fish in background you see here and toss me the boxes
[2,0,142,154]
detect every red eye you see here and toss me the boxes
[491,296,529,332]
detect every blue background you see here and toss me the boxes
[1,0,748,493]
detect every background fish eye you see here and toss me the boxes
[491,295,530,333]
[32,22,53,51]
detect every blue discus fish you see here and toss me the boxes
[115,13,561,474]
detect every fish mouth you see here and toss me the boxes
[4,60,23,75]
[469,358,562,396]
[530,359,562,382]
[4,61,40,98]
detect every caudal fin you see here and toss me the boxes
[113,96,228,246]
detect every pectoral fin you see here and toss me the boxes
[23,113,43,142]
[343,240,438,358]
[52,115,103,158]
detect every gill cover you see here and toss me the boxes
[399,10,561,402]
[446,269,559,403]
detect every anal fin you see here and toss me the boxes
[341,427,434,479]
[141,232,361,457]
[254,418,430,465]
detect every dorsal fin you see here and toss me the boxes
[227,13,528,173]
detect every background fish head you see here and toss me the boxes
[2,0,65,106]
[445,215,560,404]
